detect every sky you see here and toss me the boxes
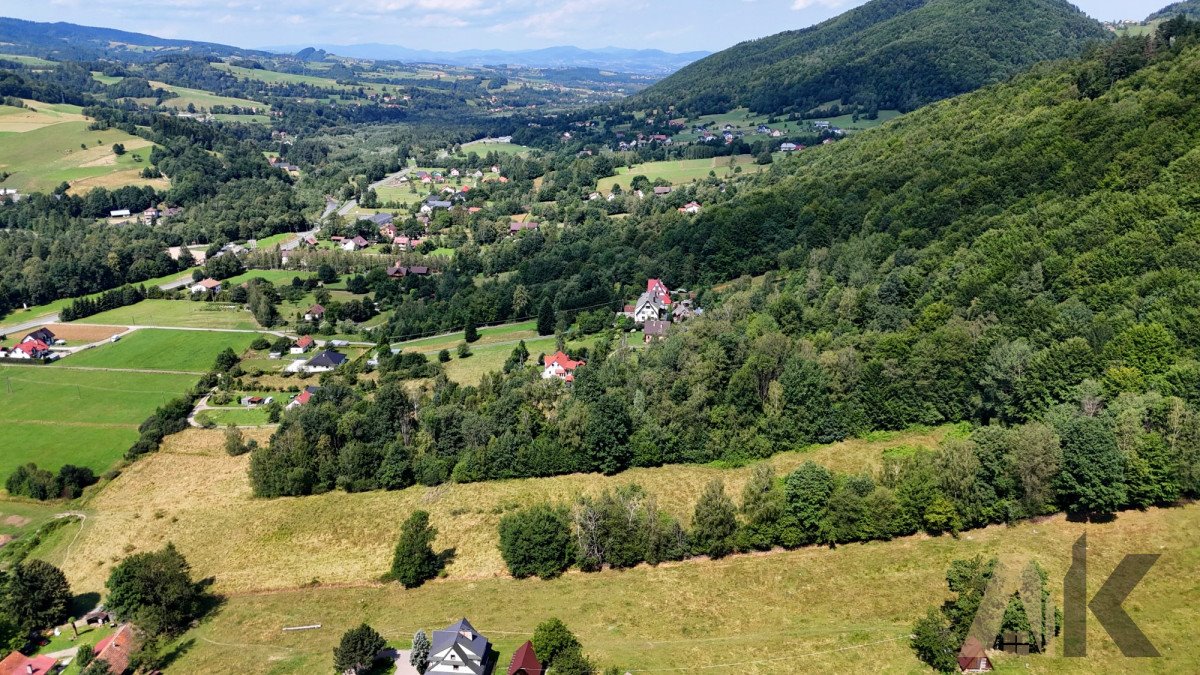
[3,0,1171,53]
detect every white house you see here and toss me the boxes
[189,278,222,294]
[542,351,585,383]
[426,618,491,675]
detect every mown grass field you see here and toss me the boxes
[597,155,766,192]
[36,424,1198,674]
[0,366,196,475]
[458,141,534,156]
[195,407,273,427]
[73,299,263,331]
[0,109,166,193]
[0,269,199,333]
[143,81,266,111]
[61,328,261,372]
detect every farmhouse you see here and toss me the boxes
[305,350,347,373]
[92,624,136,675]
[379,223,399,239]
[360,212,394,227]
[781,142,799,152]
[0,651,56,675]
[190,278,222,294]
[341,235,370,251]
[141,207,160,224]
[290,335,315,354]
[6,339,52,359]
[543,350,585,382]
[626,278,673,324]
[304,304,326,322]
[109,209,131,218]
[23,327,57,344]
[394,235,425,251]
[653,186,672,196]
[507,641,543,675]
[387,264,432,278]
[643,319,670,342]
[287,385,320,409]
[508,221,539,236]
[678,201,701,214]
[427,618,491,675]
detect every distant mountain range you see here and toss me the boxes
[1147,0,1200,21]
[261,44,710,75]
[636,0,1113,116]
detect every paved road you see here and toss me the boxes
[336,199,357,217]
[370,166,412,190]
[321,198,340,219]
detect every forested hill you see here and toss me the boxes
[633,0,1110,116]
[1149,1,1200,21]
[0,18,260,60]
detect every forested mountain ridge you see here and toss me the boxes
[634,0,1111,116]
[250,21,1200,513]
[0,18,262,60]
[1149,0,1200,21]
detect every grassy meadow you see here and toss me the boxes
[0,366,196,474]
[61,328,261,372]
[0,268,199,332]
[0,106,166,193]
[144,81,266,111]
[74,299,263,331]
[597,155,767,192]
[28,423,1198,674]
[38,426,952,595]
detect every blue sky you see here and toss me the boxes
[8,1,1169,52]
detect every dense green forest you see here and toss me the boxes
[249,21,1200,526]
[1148,0,1200,21]
[635,0,1110,116]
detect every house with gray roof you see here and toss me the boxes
[426,618,491,675]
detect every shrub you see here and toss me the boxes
[498,504,573,578]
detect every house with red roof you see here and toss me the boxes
[542,351,585,382]
[6,339,51,360]
[0,652,56,675]
[394,235,426,252]
[189,278,222,294]
[287,385,320,410]
[290,335,315,354]
[957,636,993,673]
[678,201,701,214]
[507,641,543,675]
[92,623,137,675]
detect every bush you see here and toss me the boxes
[438,349,451,363]
[333,623,386,674]
[390,511,440,588]
[5,463,97,500]
[498,504,573,578]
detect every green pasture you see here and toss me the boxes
[0,119,159,193]
[0,366,196,474]
[597,155,765,192]
[74,299,262,331]
[60,328,261,372]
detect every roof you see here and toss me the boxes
[545,351,584,372]
[0,652,56,675]
[959,636,987,659]
[94,624,136,675]
[644,320,670,336]
[431,618,490,670]
[24,327,55,342]
[196,278,221,289]
[307,350,348,368]
[307,304,326,315]
[508,641,543,675]
[13,340,49,355]
[295,336,314,348]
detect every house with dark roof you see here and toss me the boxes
[22,327,56,344]
[507,640,543,675]
[643,319,670,343]
[305,350,347,373]
[427,618,491,675]
[360,212,394,227]
[304,304,326,322]
[957,636,993,673]
[508,221,539,236]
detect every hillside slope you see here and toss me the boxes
[635,0,1110,115]
[1149,0,1200,21]
[0,18,260,60]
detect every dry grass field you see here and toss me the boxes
[42,427,952,595]
[164,499,1200,674]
